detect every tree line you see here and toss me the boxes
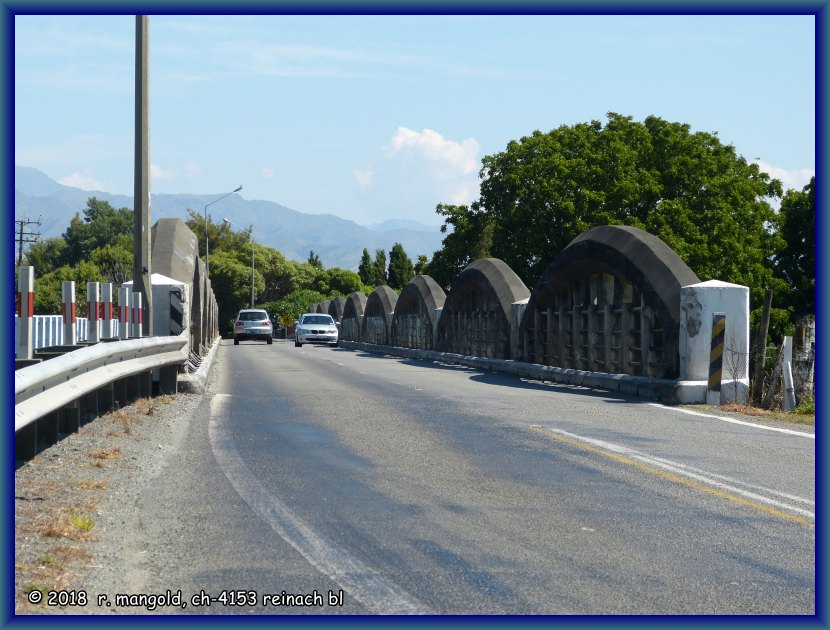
[17,200,427,333]
[421,113,814,341]
[19,112,813,343]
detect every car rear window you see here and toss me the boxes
[238,311,268,321]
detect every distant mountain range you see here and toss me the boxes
[13,166,445,271]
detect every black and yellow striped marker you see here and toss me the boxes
[707,313,725,401]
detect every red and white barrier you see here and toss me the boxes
[102,283,116,339]
[87,282,101,343]
[17,266,34,360]
[61,281,77,346]
[119,286,131,340]
[132,291,143,339]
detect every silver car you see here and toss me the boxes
[294,313,338,347]
[233,309,273,345]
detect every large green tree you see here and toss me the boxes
[387,242,415,290]
[24,237,67,277]
[208,250,266,329]
[373,249,388,286]
[62,197,133,265]
[358,248,375,285]
[426,203,494,289]
[32,261,105,315]
[775,177,814,316]
[263,289,329,322]
[185,208,251,259]
[312,267,363,297]
[430,113,785,314]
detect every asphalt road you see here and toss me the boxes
[127,339,815,615]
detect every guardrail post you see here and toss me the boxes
[158,365,178,395]
[87,282,101,344]
[15,420,37,461]
[132,291,143,339]
[102,283,116,339]
[60,400,81,435]
[61,281,77,346]
[98,381,115,414]
[17,266,34,360]
[44,409,61,445]
[119,286,131,340]
[114,377,128,409]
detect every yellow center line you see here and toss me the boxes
[529,425,814,528]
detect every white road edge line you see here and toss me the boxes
[648,403,815,439]
[208,394,430,615]
[537,426,815,521]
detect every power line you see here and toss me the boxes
[14,216,42,267]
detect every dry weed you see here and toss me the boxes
[40,509,94,541]
[74,479,109,491]
[89,446,121,461]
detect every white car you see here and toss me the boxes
[233,309,273,345]
[295,313,339,347]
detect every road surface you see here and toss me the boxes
[119,339,815,615]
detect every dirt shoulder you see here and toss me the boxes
[14,392,202,615]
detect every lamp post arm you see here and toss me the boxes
[203,186,242,277]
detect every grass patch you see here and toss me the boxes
[705,403,815,426]
[41,510,95,540]
[69,513,95,533]
[793,396,815,415]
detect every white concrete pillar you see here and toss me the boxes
[119,286,131,340]
[102,283,116,339]
[16,266,34,359]
[61,280,78,346]
[132,291,143,338]
[87,281,101,343]
[679,280,749,404]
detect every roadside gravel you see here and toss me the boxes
[14,390,203,615]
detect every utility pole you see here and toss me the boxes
[133,15,152,335]
[14,216,42,266]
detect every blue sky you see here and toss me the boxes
[14,13,816,227]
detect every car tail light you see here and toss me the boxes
[235,321,244,327]
[264,320,271,327]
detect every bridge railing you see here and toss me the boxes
[14,333,189,460]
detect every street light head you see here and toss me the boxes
[223,218,230,224]
[234,186,243,192]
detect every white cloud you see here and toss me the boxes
[59,169,104,191]
[378,127,481,211]
[151,163,176,181]
[261,167,275,180]
[354,168,373,188]
[754,160,814,192]
[185,162,202,177]
[386,127,480,175]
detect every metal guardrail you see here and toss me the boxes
[14,333,189,433]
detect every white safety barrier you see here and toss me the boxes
[14,333,188,433]
[15,316,113,353]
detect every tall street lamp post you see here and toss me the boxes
[223,218,256,308]
[204,185,242,277]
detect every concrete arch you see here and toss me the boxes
[390,275,446,350]
[341,291,368,342]
[328,296,346,322]
[362,286,399,346]
[316,301,330,315]
[520,225,700,378]
[436,258,530,359]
